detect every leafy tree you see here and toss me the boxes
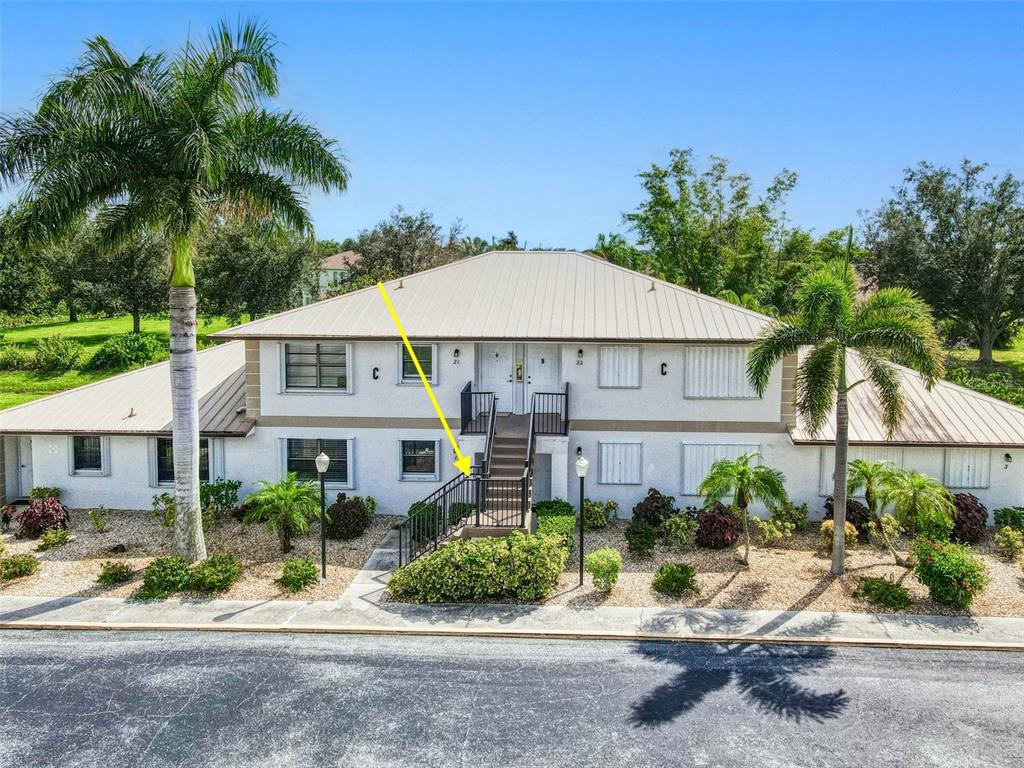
[352,207,463,278]
[493,231,519,250]
[41,219,95,323]
[243,473,321,553]
[0,207,50,317]
[748,243,944,575]
[847,458,902,564]
[878,469,955,542]
[459,235,491,257]
[86,230,168,332]
[590,232,652,271]
[0,20,348,561]
[699,452,788,566]
[862,160,1024,362]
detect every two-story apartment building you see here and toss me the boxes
[3,250,1024,541]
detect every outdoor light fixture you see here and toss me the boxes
[574,451,590,587]
[577,348,584,365]
[315,451,330,585]
[453,348,460,362]
[1005,453,1013,464]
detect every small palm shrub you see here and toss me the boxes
[652,562,700,597]
[244,474,320,553]
[951,493,988,545]
[37,527,70,551]
[820,520,858,551]
[279,556,319,593]
[28,486,61,501]
[188,552,242,592]
[631,488,676,527]
[87,333,163,370]
[34,334,83,371]
[993,507,1024,531]
[324,494,374,540]
[752,518,794,547]
[87,506,110,533]
[0,554,40,581]
[16,497,71,539]
[537,515,575,550]
[695,504,739,549]
[912,539,987,610]
[624,518,657,556]
[585,548,622,592]
[853,576,913,611]
[138,556,191,599]
[583,498,618,529]
[533,499,575,518]
[771,502,810,532]
[824,498,873,539]
[96,561,134,586]
[993,526,1024,560]
[659,514,698,550]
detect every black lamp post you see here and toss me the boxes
[315,450,330,585]
[574,448,590,587]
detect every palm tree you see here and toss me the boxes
[847,458,902,564]
[244,473,321,553]
[0,21,348,561]
[877,469,955,543]
[748,230,943,575]
[699,452,788,566]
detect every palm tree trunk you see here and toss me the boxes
[741,505,750,566]
[169,237,206,562]
[832,361,849,576]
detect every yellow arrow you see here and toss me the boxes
[378,281,472,477]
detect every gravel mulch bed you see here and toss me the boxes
[0,509,397,601]
[547,520,1024,617]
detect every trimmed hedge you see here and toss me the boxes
[912,539,987,610]
[533,499,575,518]
[388,531,568,603]
[537,514,575,550]
[652,562,700,597]
[325,494,374,540]
[585,548,622,592]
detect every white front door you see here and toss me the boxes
[525,344,560,404]
[477,343,515,412]
[17,436,33,497]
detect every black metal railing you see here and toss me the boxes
[395,473,480,566]
[480,395,497,476]
[460,383,494,434]
[532,382,570,435]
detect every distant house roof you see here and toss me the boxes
[214,250,772,343]
[0,341,252,437]
[321,250,360,270]
[790,351,1024,447]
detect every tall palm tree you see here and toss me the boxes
[699,452,788,566]
[0,21,349,561]
[877,468,955,543]
[847,458,902,564]
[748,231,943,575]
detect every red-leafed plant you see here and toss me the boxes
[15,497,71,539]
[951,493,988,545]
[696,503,740,550]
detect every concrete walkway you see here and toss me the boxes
[2,530,1022,649]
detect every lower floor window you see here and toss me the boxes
[286,439,349,485]
[156,438,210,485]
[72,435,103,473]
[401,440,438,479]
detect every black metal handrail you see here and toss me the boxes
[480,394,497,476]
[532,382,570,435]
[394,472,480,566]
[460,383,494,435]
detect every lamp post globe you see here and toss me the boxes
[315,452,330,584]
[574,454,589,586]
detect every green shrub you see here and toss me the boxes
[33,334,83,371]
[137,555,191,599]
[624,518,657,556]
[533,499,576,518]
[993,507,1024,531]
[585,548,622,592]
[912,539,988,610]
[537,514,575,550]
[820,519,858,551]
[279,556,318,593]
[387,531,567,603]
[405,501,440,546]
[87,506,110,533]
[853,575,913,611]
[631,488,676,527]
[96,561,134,586]
[993,526,1024,560]
[752,517,794,547]
[87,333,163,370]
[324,494,374,540]
[659,514,698,550]
[200,479,242,520]
[36,527,70,551]
[583,498,618,529]
[0,344,34,371]
[0,554,40,581]
[152,492,212,530]
[652,562,700,597]
[188,552,242,592]
[447,501,476,525]
[28,486,61,501]
[771,502,810,532]
[872,513,905,547]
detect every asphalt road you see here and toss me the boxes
[0,630,1020,768]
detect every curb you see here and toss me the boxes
[1,620,1022,652]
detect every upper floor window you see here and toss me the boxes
[284,342,349,391]
[599,345,641,388]
[684,346,759,399]
[69,435,108,476]
[399,343,435,384]
[286,438,350,486]
[400,440,439,480]
[155,437,210,486]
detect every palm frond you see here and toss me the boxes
[850,287,944,385]
[855,350,905,436]
[215,166,312,236]
[748,318,817,395]
[795,341,842,436]
[796,260,855,336]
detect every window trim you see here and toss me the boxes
[597,441,643,485]
[397,343,437,385]
[280,437,355,490]
[148,437,213,488]
[598,345,642,389]
[279,342,353,394]
[398,438,442,481]
[67,435,109,477]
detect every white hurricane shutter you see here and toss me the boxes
[819,446,905,495]
[599,345,641,388]
[598,442,642,484]
[943,449,990,489]
[681,443,760,495]
[684,346,758,399]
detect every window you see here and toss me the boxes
[400,343,435,384]
[284,342,349,390]
[155,438,210,485]
[684,346,759,399]
[599,346,641,388]
[681,443,760,495]
[286,439,349,485]
[944,448,990,489]
[598,442,642,485]
[69,435,107,475]
[400,440,439,480]
[819,446,904,495]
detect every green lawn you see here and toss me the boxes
[0,315,232,410]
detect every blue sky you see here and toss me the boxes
[1,2,1022,248]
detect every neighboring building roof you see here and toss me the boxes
[213,250,772,342]
[321,250,360,270]
[790,351,1024,448]
[0,341,252,437]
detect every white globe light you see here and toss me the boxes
[574,456,590,479]
[315,452,331,474]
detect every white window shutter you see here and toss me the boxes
[681,443,760,495]
[599,346,641,388]
[944,449,990,489]
[819,446,905,495]
[684,346,758,399]
[598,442,642,484]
